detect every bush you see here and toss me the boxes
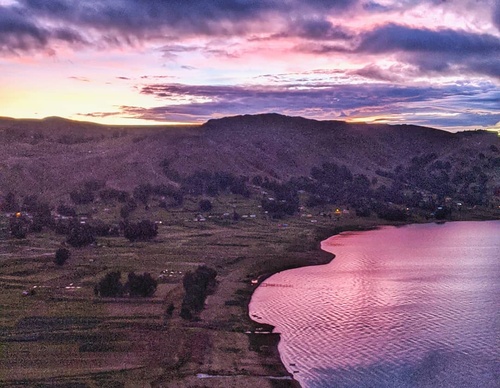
[180,266,217,319]
[95,271,158,298]
[123,220,158,241]
[66,224,96,247]
[199,199,213,212]
[99,188,129,202]
[54,248,70,266]
[125,272,157,297]
[10,218,28,239]
[95,271,123,297]
[70,188,95,205]
[57,204,77,217]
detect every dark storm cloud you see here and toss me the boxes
[270,17,353,41]
[15,0,358,37]
[0,6,47,52]
[301,24,500,78]
[356,24,500,54]
[0,4,85,54]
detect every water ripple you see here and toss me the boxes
[250,221,500,388]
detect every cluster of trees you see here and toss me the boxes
[66,223,96,247]
[251,153,494,221]
[260,181,300,218]
[132,183,184,207]
[69,180,106,205]
[1,190,161,244]
[181,170,250,198]
[123,220,158,241]
[2,194,55,236]
[94,271,157,297]
[180,266,217,320]
[376,152,493,207]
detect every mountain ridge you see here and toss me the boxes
[0,113,498,201]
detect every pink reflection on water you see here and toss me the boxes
[250,221,500,388]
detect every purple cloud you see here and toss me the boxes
[109,81,500,129]
[494,2,500,30]
[300,24,500,78]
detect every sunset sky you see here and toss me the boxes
[1,0,499,131]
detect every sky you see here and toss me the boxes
[1,0,499,131]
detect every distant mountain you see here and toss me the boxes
[0,114,498,201]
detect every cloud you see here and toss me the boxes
[273,17,353,40]
[117,81,500,129]
[494,2,500,30]
[0,4,85,54]
[356,24,500,55]
[300,24,500,78]
[13,1,360,39]
[15,0,281,36]
[349,64,406,82]
[69,76,90,82]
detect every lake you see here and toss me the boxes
[249,221,499,388]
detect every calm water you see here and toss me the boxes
[249,221,500,388]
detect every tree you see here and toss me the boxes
[166,303,175,317]
[123,220,158,241]
[66,224,95,247]
[199,199,213,212]
[10,217,28,239]
[54,248,70,266]
[180,266,217,319]
[70,188,95,205]
[95,271,123,297]
[57,204,77,217]
[133,184,153,205]
[125,272,157,297]
[31,202,53,232]
[83,179,105,192]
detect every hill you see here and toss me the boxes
[0,113,498,203]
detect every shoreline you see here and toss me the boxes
[246,217,500,388]
[2,213,497,387]
[246,223,380,388]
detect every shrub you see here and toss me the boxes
[95,271,158,298]
[180,266,217,319]
[199,199,213,212]
[66,224,96,247]
[94,271,123,297]
[54,248,70,266]
[123,220,158,241]
[69,189,95,205]
[125,272,157,297]
[10,218,28,239]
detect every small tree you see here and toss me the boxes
[95,271,123,297]
[54,248,70,266]
[199,199,212,212]
[66,224,95,247]
[9,217,28,239]
[69,188,95,205]
[166,303,175,317]
[125,272,157,297]
[123,220,158,241]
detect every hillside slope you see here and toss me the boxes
[0,114,498,200]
